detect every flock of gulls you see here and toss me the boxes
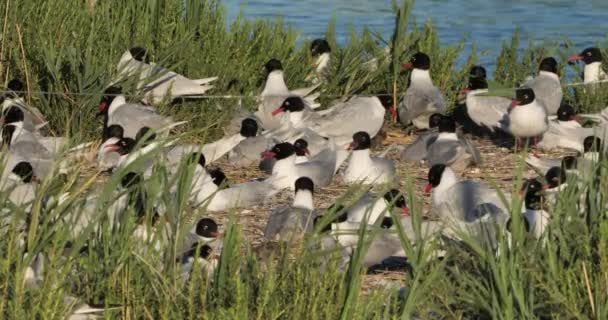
[1,39,607,316]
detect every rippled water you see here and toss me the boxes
[225,0,608,69]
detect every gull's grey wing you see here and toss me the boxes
[399,87,446,124]
[110,104,173,138]
[426,140,464,166]
[466,95,511,131]
[401,133,438,161]
[525,75,563,115]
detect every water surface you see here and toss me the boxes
[225,0,608,70]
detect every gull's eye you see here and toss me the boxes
[587,52,592,56]
[285,101,290,106]
[524,95,529,99]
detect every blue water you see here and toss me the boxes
[225,0,607,70]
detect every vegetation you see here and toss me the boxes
[1,0,608,319]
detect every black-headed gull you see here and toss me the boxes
[398,52,447,129]
[346,189,410,224]
[255,59,319,130]
[263,142,336,190]
[568,47,607,83]
[463,66,511,133]
[522,57,563,115]
[425,164,509,247]
[1,79,48,133]
[425,115,481,172]
[537,104,595,152]
[343,131,395,185]
[264,177,317,241]
[115,47,217,104]
[508,88,548,152]
[309,39,331,82]
[98,86,181,139]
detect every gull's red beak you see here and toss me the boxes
[31,176,40,183]
[402,63,413,71]
[304,148,311,156]
[210,231,220,238]
[271,107,285,116]
[389,106,398,120]
[104,143,120,153]
[510,100,521,108]
[568,55,583,62]
[99,102,108,112]
[402,207,411,216]
[261,150,277,161]
[424,184,433,194]
[571,115,583,123]
[347,142,357,150]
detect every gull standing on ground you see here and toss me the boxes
[398,52,447,129]
[507,87,549,152]
[463,65,512,133]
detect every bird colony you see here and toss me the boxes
[1,41,608,317]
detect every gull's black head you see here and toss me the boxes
[469,65,487,79]
[407,52,431,70]
[380,217,394,229]
[208,168,228,187]
[275,97,306,115]
[438,115,456,133]
[265,59,283,74]
[294,139,309,156]
[350,131,371,150]
[583,136,602,153]
[102,124,124,141]
[295,176,314,194]
[514,87,536,106]
[525,190,544,211]
[6,79,25,98]
[556,104,577,122]
[580,47,602,65]
[129,47,150,63]
[521,178,543,195]
[116,137,136,156]
[383,189,407,209]
[267,142,295,160]
[561,156,577,170]
[195,218,219,238]
[135,127,156,146]
[539,57,558,74]
[429,113,444,129]
[3,106,24,124]
[12,161,35,183]
[187,152,206,168]
[310,39,331,56]
[545,166,566,189]
[240,118,258,138]
[427,164,447,188]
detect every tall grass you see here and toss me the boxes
[2,0,608,319]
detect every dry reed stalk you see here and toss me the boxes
[0,0,10,81]
[15,24,32,104]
